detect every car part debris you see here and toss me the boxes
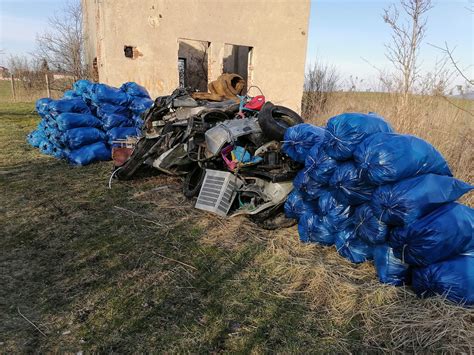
[195,169,244,217]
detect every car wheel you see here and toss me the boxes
[258,102,304,141]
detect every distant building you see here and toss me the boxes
[81,0,310,111]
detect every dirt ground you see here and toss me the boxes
[1,102,473,352]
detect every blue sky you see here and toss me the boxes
[1,0,472,87]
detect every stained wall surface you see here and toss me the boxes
[82,0,310,111]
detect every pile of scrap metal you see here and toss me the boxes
[113,74,304,229]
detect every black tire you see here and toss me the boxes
[115,137,158,180]
[183,165,206,198]
[258,102,304,141]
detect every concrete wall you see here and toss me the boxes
[82,0,310,112]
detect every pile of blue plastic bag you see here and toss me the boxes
[27,80,153,166]
[283,112,474,306]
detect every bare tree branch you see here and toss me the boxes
[383,0,433,99]
[428,42,473,85]
[33,0,87,82]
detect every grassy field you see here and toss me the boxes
[1,99,473,352]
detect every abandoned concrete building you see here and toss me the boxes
[82,0,310,111]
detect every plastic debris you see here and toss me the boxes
[389,203,474,267]
[282,123,326,163]
[412,255,474,305]
[374,244,410,286]
[371,174,473,226]
[324,112,393,160]
[354,132,452,185]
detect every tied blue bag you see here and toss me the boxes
[329,162,374,205]
[316,190,352,230]
[353,204,388,245]
[389,203,474,267]
[102,114,133,130]
[63,90,81,99]
[371,174,473,226]
[354,133,452,185]
[56,113,102,131]
[412,255,474,305]
[96,103,131,118]
[282,124,326,163]
[284,190,316,220]
[35,98,52,117]
[324,112,393,161]
[62,127,106,150]
[121,82,150,98]
[48,98,91,116]
[27,130,46,148]
[129,97,154,115]
[304,145,339,184]
[335,227,373,263]
[374,244,410,286]
[92,83,130,106]
[298,213,335,246]
[293,170,325,200]
[73,79,93,95]
[68,142,111,166]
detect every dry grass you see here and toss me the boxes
[2,98,473,353]
[304,92,474,205]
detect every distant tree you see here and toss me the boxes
[383,0,433,100]
[34,0,86,81]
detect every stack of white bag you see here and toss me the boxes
[282,113,474,305]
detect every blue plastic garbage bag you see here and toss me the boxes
[412,255,474,305]
[101,114,132,130]
[293,170,325,200]
[56,113,103,131]
[81,82,97,101]
[63,90,81,99]
[73,79,93,95]
[51,145,68,159]
[129,96,153,115]
[329,162,374,205]
[68,142,111,166]
[49,98,91,116]
[27,130,46,148]
[92,83,130,106]
[39,140,55,155]
[37,120,49,132]
[335,227,373,263]
[304,145,339,184]
[35,98,52,116]
[298,213,335,246]
[282,124,326,163]
[120,82,150,98]
[324,112,393,161]
[131,115,144,128]
[45,116,58,129]
[354,133,452,185]
[284,189,316,220]
[62,127,106,150]
[371,174,473,226]
[96,103,131,118]
[374,244,410,286]
[316,190,352,230]
[106,127,141,143]
[390,203,474,267]
[353,204,388,245]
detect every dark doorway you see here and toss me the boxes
[223,44,252,91]
[178,39,210,91]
